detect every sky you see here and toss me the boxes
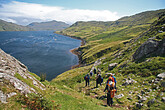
[0,0,164,25]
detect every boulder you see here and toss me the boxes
[162,97,165,102]
[115,94,124,99]
[122,78,137,86]
[133,38,165,60]
[157,72,165,79]
[108,63,118,70]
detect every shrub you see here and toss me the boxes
[16,93,60,110]
[40,73,46,82]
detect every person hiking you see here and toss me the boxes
[90,71,93,76]
[106,73,117,92]
[94,67,97,74]
[84,73,90,86]
[104,77,116,106]
[96,72,102,88]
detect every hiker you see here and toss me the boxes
[104,77,116,106]
[90,71,93,76]
[96,72,102,88]
[84,73,90,86]
[106,73,117,92]
[94,67,97,74]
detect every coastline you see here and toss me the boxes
[69,37,85,69]
[55,32,85,69]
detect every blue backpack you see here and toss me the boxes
[101,77,103,83]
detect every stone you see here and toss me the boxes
[147,99,155,107]
[157,72,165,79]
[108,63,118,70]
[7,92,17,98]
[137,95,142,100]
[133,38,165,60]
[0,90,7,103]
[122,78,136,86]
[162,97,165,102]
[140,97,147,102]
[115,94,124,99]
[136,103,143,109]
[127,97,132,100]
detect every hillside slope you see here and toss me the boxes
[56,9,165,65]
[53,9,165,109]
[27,20,70,31]
[0,19,33,31]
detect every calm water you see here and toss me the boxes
[0,31,81,81]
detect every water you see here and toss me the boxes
[0,31,81,81]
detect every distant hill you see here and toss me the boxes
[27,20,70,31]
[0,19,33,31]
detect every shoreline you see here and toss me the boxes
[55,32,85,69]
[69,37,85,69]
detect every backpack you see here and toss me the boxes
[101,77,103,83]
[84,74,89,80]
[107,81,115,92]
[90,72,93,76]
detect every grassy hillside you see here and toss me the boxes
[0,19,33,31]
[52,9,165,110]
[57,9,165,64]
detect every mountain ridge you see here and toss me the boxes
[27,20,70,31]
[0,19,33,31]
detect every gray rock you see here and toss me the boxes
[0,48,46,94]
[136,103,143,109]
[147,99,155,107]
[162,97,165,102]
[127,97,132,100]
[0,90,7,103]
[157,72,165,79]
[115,94,124,99]
[137,95,142,100]
[139,97,147,102]
[161,82,165,87]
[7,92,17,98]
[122,78,137,86]
[133,38,165,60]
[108,63,118,70]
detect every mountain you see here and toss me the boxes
[56,9,165,64]
[0,9,165,110]
[0,19,33,31]
[27,20,70,31]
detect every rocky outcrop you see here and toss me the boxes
[108,63,118,70]
[133,38,165,60]
[157,72,165,79]
[122,78,137,86]
[0,49,45,103]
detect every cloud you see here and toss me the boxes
[0,1,120,25]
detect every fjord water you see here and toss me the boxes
[0,31,81,81]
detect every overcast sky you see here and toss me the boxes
[0,0,164,25]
